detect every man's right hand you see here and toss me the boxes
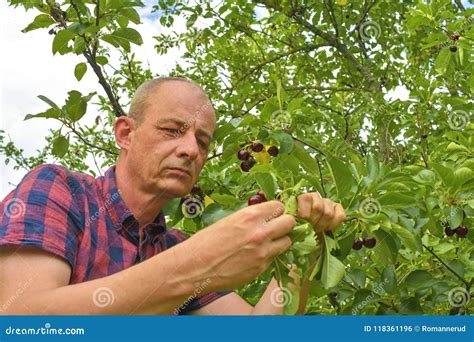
[181,200,296,291]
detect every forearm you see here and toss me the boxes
[251,277,284,315]
[3,243,204,315]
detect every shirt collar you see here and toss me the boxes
[99,165,167,235]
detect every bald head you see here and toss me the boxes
[128,77,211,125]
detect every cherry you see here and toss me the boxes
[256,191,267,201]
[450,33,460,41]
[450,45,457,52]
[240,159,256,172]
[251,142,264,152]
[237,149,250,161]
[191,184,202,195]
[248,194,265,206]
[267,146,279,157]
[362,237,376,248]
[455,226,468,237]
[421,134,428,139]
[352,239,363,250]
[445,226,456,236]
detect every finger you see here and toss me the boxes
[261,214,296,240]
[327,203,347,231]
[250,200,285,222]
[297,193,313,221]
[314,199,337,232]
[268,235,292,257]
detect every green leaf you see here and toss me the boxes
[121,8,141,24]
[52,136,69,158]
[74,63,87,81]
[404,270,432,289]
[272,131,294,154]
[24,108,61,121]
[382,265,396,294]
[373,230,398,264]
[22,14,55,33]
[37,95,60,109]
[101,28,143,52]
[202,204,234,226]
[64,90,87,122]
[387,222,418,252]
[447,207,463,228]
[378,192,415,208]
[52,29,75,55]
[434,47,451,75]
[413,169,436,185]
[254,172,277,200]
[321,234,346,289]
[96,56,109,65]
[326,156,355,199]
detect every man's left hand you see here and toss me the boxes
[296,193,346,233]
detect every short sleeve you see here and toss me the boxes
[165,228,234,315]
[0,164,84,269]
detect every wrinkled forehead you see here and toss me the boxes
[146,81,216,132]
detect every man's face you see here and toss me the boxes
[126,81,216,198]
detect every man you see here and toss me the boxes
[0,77,346,315]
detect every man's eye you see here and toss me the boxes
[161,128,180,134]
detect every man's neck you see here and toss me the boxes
[115,160,168,229]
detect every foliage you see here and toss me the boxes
[3,0,473,315]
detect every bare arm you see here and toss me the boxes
[0,200,295,315]
[0,243,201,315]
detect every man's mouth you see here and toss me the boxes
[166,167,192,177]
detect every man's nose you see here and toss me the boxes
[175,129,199,161]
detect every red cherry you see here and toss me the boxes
[362,237,376,248]
[455,226,468,237]
[237,149,250,161]
[191,184,202,195]
[352,239,363,250]
[256,191,267,201]
[248,194,265,206]
[267,146,279,157]
[240,159,255,172]
[251,142,264,152]
[445,226,456,236]
[450,33,460,41]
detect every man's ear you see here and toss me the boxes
[114,116,135,151]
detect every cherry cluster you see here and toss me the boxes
[237,142,279,172]
[443,221,468,238]
[352,237,376,250]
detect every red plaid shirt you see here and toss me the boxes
[0,164,232,314]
